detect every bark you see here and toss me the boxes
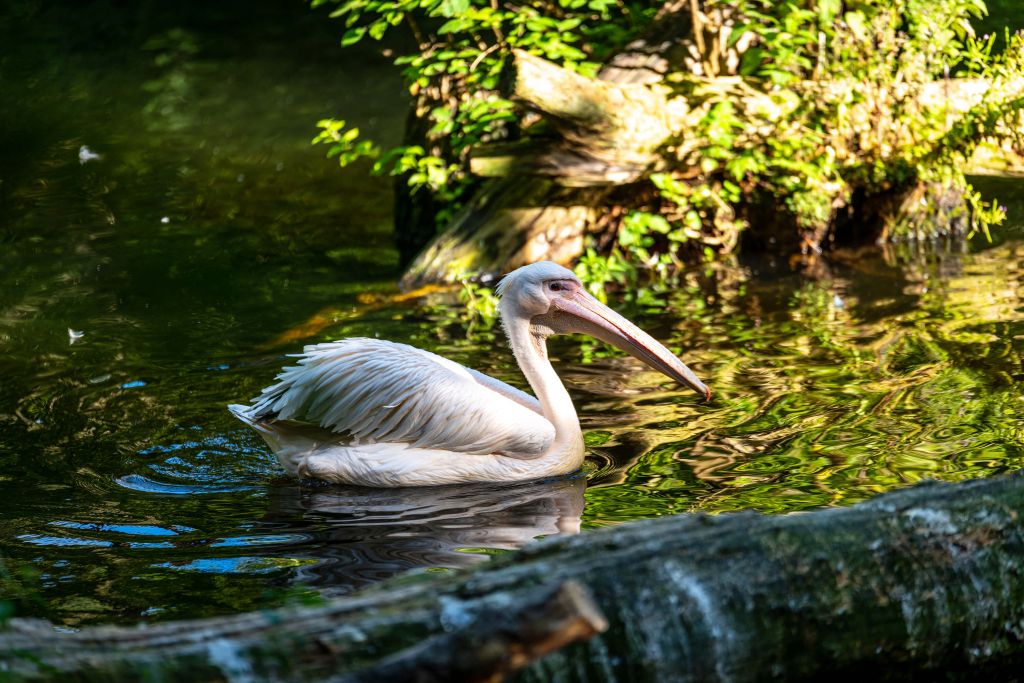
[344,581,606,683]
[469,50,684,187]
[0,580,605,683]
[4,472,1024,681]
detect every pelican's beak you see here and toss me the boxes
[550,289,712,400]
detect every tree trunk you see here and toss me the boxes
[399,176,600,290]
[4,472,1024,681]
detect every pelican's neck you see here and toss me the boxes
[505,315,583,455]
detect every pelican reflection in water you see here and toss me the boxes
[265,476,586,594]
[231,261,710,486]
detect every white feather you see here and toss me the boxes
[246,339,554,458]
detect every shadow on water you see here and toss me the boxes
[1,2,1024,626]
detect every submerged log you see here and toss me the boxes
[4,472,1024,681]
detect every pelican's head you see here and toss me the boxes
[496,261,711,400]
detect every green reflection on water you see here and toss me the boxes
[581,227,1024,522]
[1,2,1023,627]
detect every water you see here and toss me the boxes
[2,2,1023,626]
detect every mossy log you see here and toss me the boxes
[5,472,1024,681]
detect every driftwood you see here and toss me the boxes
[4,471,1024,681]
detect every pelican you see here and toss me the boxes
[229,261,710,487]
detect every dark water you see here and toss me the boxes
[2,3,1023,626]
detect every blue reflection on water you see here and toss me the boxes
[18,535,113,548]
[51,521,184,536]
[210,534,307,548]
[153,557,296,574]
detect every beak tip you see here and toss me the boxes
[704,386,712,401]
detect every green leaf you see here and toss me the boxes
[438,17,474,33]
[341,26,366,46]
[438,0,470,18]
[818,0,840,24]
[368,20,388,40]
[845,11,867,42]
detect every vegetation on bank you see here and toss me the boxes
[313,0,1024,291]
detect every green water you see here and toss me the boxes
[2,2,1024,626]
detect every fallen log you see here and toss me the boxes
[4,472,1024,681]
[0,579,606,682]
[468,50,688,187]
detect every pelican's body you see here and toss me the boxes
[231,262,709,487]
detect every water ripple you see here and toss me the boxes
[114,474,256,495]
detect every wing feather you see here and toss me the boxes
[246,338,554,457]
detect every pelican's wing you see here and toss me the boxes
[244,338,554,458]
[464,367,542,415]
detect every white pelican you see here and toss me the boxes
[230,261,710,487]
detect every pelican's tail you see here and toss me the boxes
[228,403,341,477]
[228,403,267,432]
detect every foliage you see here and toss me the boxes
[784,0,1024,236]
[643,0,1024,279]
[313,0,1024,294]
[457,278,500,328]
[312,0,654,222]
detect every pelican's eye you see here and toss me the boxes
[549,282,563,292]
